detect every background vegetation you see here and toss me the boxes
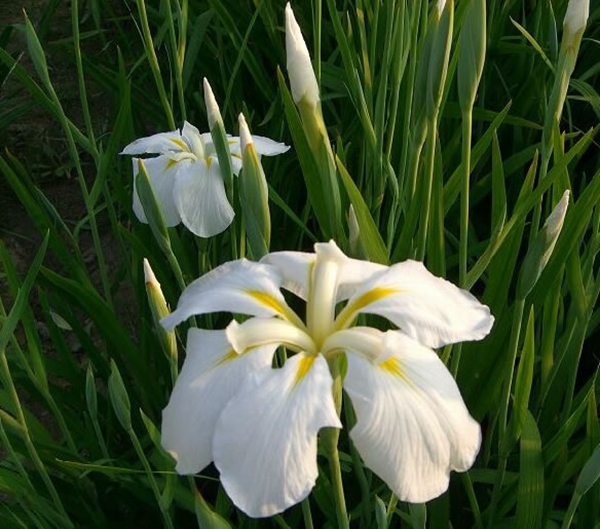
[0,0,599,527]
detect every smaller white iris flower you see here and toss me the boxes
[161,241,493,517]
[120,121,289,237]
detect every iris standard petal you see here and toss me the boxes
[161,329,275,474]
[213,353,341,517]
[251,135,291,156]
[161,260,293,330]
[336,259,494,347]
[343,330,481,503]
[172,158,235,238]
[131,156,183,227]
[261,251,315,300]
[120,130,189,155]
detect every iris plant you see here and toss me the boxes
[160,240,493,517]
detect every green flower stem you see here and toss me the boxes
[386,494,399,526]
[301,498,314,529]
[416,119,438,261]
[322,357,349,529]
[164,0,186,121]
[127,425,175,529]
[460,109,473,288]
[135,0,176,130]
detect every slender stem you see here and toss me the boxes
[136,0,176,129]
[322,357,349,529]
[128,427,175,529]
[460,108,473,287]
[386,494,399,527]
[416,119,438,261]
[301,498,314,529]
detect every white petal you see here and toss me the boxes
[344,331,481,503]
[337,260,493,348]
[261,241,384,301]
[121,129,188,155]
[162,329,275,474]
[172,158,234,238]
[213,353,341,517]
[251,135,290,156]
[131,156,182,227]
[261,250,315,300]
[161,259,293,330]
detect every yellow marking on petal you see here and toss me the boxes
[170,137,188,150]
[378,356,409,382]
[244,290,305,329]
[213,349,240,368]
[165,158,179,171]
[205,156,213,168]
[293,355,315,387]
[335,287,401,329]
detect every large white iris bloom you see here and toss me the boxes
[161,241,493,517]
[120,121,289,237]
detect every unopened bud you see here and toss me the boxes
[563,0,589,49]
[203,78,222,129]
[517,190,570,299]
[285,3,320,106]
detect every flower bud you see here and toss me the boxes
[144,259,178,376]
[563,0,589,49]
[285,3,319,106]
[203,77,222,130]
[517,190,570,299]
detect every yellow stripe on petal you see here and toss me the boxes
[165,158,179,171]
[293,355,316,387]
[170,138,188,150]
[213,349,240,368]
[244,290,306,329]
[378,356,410,383]
[336,287,401,329]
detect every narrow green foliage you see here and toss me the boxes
[516,412,544,529]
[108,360,132,431]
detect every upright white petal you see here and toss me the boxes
[344,331,481,503]
[172,158,234,238]
[261,250,315,300]
[131,156,182,227]
[161,259,291,330]
[120,130,188,155]
[162,329,275,474]
[261,241,384,301]
[337,259,493,347]
[285,3,320,106]
[213,353,341,517]
[181,121,205,159]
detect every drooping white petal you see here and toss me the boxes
[251,135,291,156]
[121,129,188,155]
[162,329,275,474]
[337,259,493,347]
[213,353,341,517]
[131,156,182,227]
[161,260,292,330]
[172,158,234,238]
[343,330,481,503]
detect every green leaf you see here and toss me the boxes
[108,360,132,431]
[336,157,388,264]
[193,489,231,529]
[516,411,544,529]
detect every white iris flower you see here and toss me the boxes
[120,121,289,238]
[161,240,494,517]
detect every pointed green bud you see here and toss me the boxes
[517,190,570,299]
[143,259,178,371]
[238,113,270,259]
[108,360,132,431]
[457,0,486,112]
[347,205,367,259]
